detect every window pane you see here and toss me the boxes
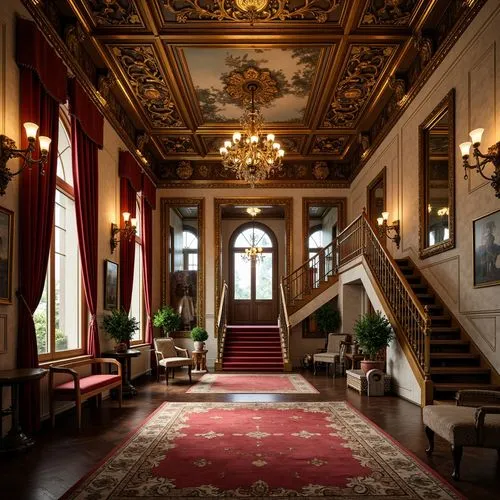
[188,252,198,271]
[35,275,49,355]
[309,230,322,249]
[234,253,251,299]
[57,121,73,186]
[183,230,198,249]
[130,243,142,341]
[55,190,80,352]
[234,227,273,248]
[255,254,273,300]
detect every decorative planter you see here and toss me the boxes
[115,342,128,353]
[360,359,384,374]
[194,341,205,351]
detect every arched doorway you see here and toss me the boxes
[229,222,278,325]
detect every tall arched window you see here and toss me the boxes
[183,227,198,270]
[35,113,84,360]
[130,196,144,343]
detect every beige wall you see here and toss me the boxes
[349,1,500,372]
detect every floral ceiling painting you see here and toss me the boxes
[183,47,322,123]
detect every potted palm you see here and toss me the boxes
[314,302,341,349]
[353,310,394,373]
[102,309,139,352]
[153,306,181,337]
[190,326,208,351]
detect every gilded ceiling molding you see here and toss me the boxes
[161,136,196,154]
[158,179,350,189]
[110,45,183,128]
[86,0,143,26]
[224,67,279,107]
[312,136,348,155]
[324,45,396,128]
[360,0,418,26]
[163,0,340,24]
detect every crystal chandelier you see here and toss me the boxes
[219,83,284,188]
[242,207,264,262]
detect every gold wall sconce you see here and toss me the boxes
[377,211,401,249]
[459,128,500,198]
[110,212,137,253]
[0,122,51,195]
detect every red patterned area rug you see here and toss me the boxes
[62,402,463,499]
[186,373,319,394]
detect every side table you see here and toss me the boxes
[346,369,391,395]
[0,368,48,452]
[191,349,208,373]
[102,349,141,397]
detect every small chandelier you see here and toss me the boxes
[242,207,264,262]
[220,83,284,188]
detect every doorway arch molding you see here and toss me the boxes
[214,197,293,336]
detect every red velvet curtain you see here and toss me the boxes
[16,19,67,433]
[141,174,156,367]
[119,152,141,314]
[69,80,103,357]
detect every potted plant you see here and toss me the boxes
[353,310,394,374]
[190,326,208,351]
[102,308,139,352]
[153,306,181,337]
[314,302,341,349]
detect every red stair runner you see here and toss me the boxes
[222,325,284,372]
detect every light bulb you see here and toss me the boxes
[469,128,484,145]
[382,211,389,221]
[459,141,472,157]
[122,212,130,222]
[377,217,384,226]
[250,135,259,144]
[278,149,284,157]
[220,147,228,155]
[272,142,280,150]
[130,218,137,228]
[266,133,275,142]
[224,140,232,149]
[233,132,241,143]
[23,122,39,140]
[38,136,51,153]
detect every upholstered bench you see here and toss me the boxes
[49,358,123,430]
[423,389,500,480]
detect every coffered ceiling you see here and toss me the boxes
[31,0,485,187]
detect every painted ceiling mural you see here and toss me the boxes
[29,0,486,186]
[183,48,321,123]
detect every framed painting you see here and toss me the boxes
[104,260,118,310]
[473,209,500,288]
[0,206,13,304]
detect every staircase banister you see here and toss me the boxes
[217,281,228,330]
[279,280,291,330]
[361,212,428,321]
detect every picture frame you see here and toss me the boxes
[473,209,500,288]
[0,206,13,304]
[0,313,7,353]
[104,259,119,310]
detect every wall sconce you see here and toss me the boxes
[459,127,500,198]
[377,211,401,249]
[110,212,137,253]
[0,122,51,195]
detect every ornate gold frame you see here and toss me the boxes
[214,197,293,335]
[418,89,455,259]
[160,198,205,336]
[302,198,347,263]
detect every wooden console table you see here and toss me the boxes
[102,349,141,397]
[0,368,48,452]
[346,369,391,395]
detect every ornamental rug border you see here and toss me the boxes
[186,373,320,394]
[62,401,464,500]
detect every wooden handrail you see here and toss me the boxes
[279,281,291,367]
[216,281,229,366]
[216,281,228,330]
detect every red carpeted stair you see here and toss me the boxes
[222,325,284,371]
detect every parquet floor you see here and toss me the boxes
[0,369,498,499]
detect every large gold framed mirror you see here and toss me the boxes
[302,198,347,263]
[160,198,204,337]
[419,89,455,259]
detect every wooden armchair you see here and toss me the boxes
[154,338,193,385]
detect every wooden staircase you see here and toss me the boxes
[222,325,284,372]
[395,257,499,401]
[287,274,339,316]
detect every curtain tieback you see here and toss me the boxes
[89,314,97,326]
[16,290,34,317]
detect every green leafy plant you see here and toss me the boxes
[153,306,181,337]
[314,302,341,335]
[190,326,208,342]
[102,309,139,343]
[353,311,394,360]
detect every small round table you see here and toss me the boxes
[0,368,48,452]
[191,349,208,373]
[102,349,141,397]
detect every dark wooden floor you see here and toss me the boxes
[1,370,499,499]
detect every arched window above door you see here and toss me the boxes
[234,227,273,249]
